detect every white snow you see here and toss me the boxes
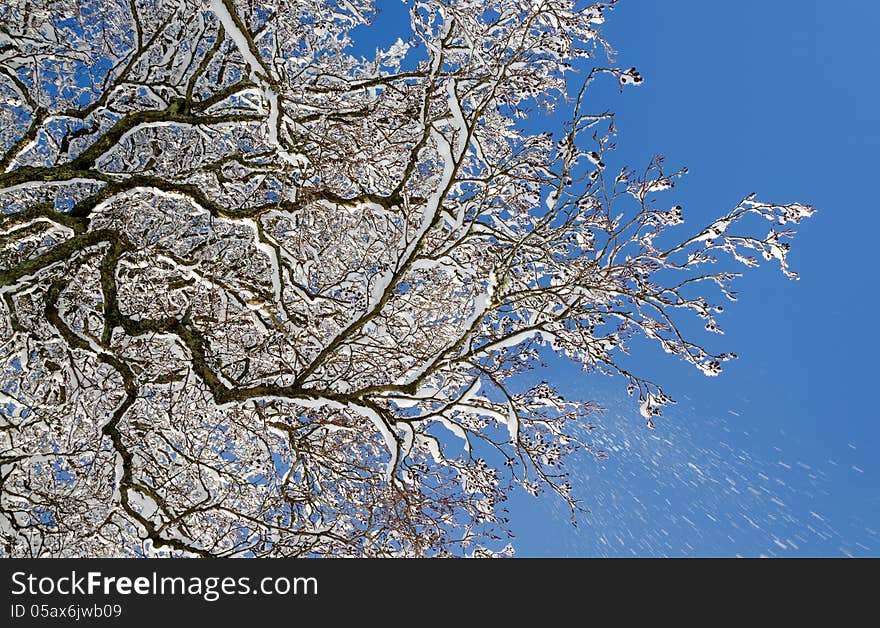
[505,400,519,442]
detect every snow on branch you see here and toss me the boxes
[0,0,812,557]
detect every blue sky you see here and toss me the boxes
[502,0,880,557]
[361,1,880,556]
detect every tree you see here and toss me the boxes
[0,0,813,557]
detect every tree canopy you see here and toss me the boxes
[0,0,813,556]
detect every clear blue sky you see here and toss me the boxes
[355,0,880,556]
